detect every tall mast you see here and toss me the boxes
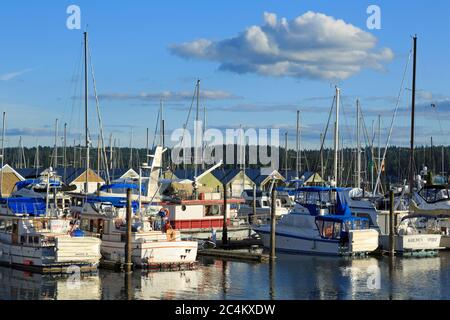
[320,133,324,182]
[285,131,288,179]
[84,31,90,194]
[195,79,200,177]
[296,110,300,178]
[63,123,67,182]
[333,86,340,186]
[0,112,5,197]
[377,114,381,193]
[53,118,58,168]
[356,99,361,189]
[409,35,417,194]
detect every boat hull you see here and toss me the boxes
[100,240,198,267]
[0,237,101,273]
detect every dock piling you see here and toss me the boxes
[124,188,133,273]
[222,183,228,246]
[270,188,277,260]
[389,189,395,256]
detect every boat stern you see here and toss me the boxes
[348,229,379,254]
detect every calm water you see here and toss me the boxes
[1,252,450,300]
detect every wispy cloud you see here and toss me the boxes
[0,68,33,81]
[170,11,394,80]
[90,90,242,102]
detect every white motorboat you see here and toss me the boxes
[253,187,379,256]
[0,197,101,272]
[77,201,198,269]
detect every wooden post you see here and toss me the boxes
[270,188,277,260]
[389,189,395,256]
[124,188,133,273]
[222,183,228,246]
[252,184,257,223]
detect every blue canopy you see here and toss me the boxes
[86,196,139,211]
[0,198,46,216]
[15,179,62,191]
[99,183,144,192]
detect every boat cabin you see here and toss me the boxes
[315,215,371,241]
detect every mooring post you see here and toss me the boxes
[252,184,257,224]
[270,188,277,260]
[389,189,395,256]
[124,188,133,273]
[222,183,228,246]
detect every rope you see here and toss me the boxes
[373,49,413,195]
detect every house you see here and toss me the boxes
[213,168,254,198]
[173,168,223,193]
[284,170,324,186]
[246,168,285,191]
[108,168,139,181]
[66,168,105,193]
[0,164,25,197]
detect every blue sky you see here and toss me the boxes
[0,0,449,149]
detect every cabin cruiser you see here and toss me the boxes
[253,187,379,256]
[76,199,198,269]
[344,188,443,254]
[0,197,101,272]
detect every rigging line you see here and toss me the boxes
[151,107,161,150]
[88,45,111,184]
[168,82,198,181]
[374,49,413,196]
[66,40,84,127]
[312,95,336,182]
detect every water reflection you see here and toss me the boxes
[1,253,450,300]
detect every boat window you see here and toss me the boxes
[5,220,13,233]
[319,191,331,204]
[0,220,5,232]
[20,235,26,243]
[333,223,342,239]
[323,221,334,238]
[262,201,269,207]
[205,205,221,216]
[34,236,40,244]
[316,220,324,234]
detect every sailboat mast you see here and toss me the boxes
[195,79,200,177]
[84,31,90,194]
[54,118,58,168]
[296,110,300,178]
[63,122,67,182]
[1,112,5,197]
[334,86,340,186]
[409,35,417,194]
[356,99,361,189]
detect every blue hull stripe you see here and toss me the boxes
[256,230,340,244]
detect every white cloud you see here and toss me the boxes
[170,11,394,80]
[0,68,33,81]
